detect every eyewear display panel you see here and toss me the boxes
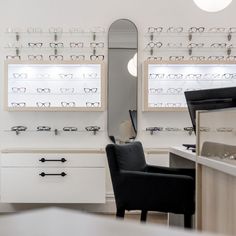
[6,61,105,111]
[144,61,236,111]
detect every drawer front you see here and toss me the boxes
[1,167,105,203]
[1,153,105,167]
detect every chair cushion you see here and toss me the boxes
[114,141,146,171]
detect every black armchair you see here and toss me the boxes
[106,141,195,228]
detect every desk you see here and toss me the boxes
[169,147,236,235]
[0,207,218,236]
[169,147,196,228]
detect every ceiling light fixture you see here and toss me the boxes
[193,0,232,12]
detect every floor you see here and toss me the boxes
[98,212,168,225]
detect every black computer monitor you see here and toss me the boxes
[185,87,236,133]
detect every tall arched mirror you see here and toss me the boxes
[108,19,138,144]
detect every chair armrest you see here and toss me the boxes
[146,165,195,179]
[119,170,194,193]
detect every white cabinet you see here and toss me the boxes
[0,150,106,203]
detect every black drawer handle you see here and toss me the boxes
[39,158,67,163]
[39,172,67,177]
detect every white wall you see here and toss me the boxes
[0,0,235,211]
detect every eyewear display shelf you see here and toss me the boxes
[143,60,236,111]
[5,61,106,111]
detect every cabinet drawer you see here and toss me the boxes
[1,153,105,167]
[1,167,105,203]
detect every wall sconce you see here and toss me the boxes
[193,0,232,12]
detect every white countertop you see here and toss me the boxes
[170,146,236,177]
[169,147,196,162]
[0,207,218,236]
[1,148,105,154]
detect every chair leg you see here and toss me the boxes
[184,214,192,229]
[116,208,125,219]
[140,210,148,222]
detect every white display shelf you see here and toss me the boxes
[5,61,106,111]
[143,60,236,111]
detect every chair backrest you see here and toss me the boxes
[106,141,147,207]
[106,141,147,172]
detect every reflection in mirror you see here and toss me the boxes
[108,19,138,144]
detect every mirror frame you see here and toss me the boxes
[107,19,138,143]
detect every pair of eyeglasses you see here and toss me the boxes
[6,55,21,60]
[167,27,183,33]
[189,56,205,61]
[165,127,182,131]
[37,126,51,131]
[60,88,75,93]
[84,88,98,93]
[222,73,236,79]
[185,74,202,79]
[69,27,84,33]
[49,55,63,61]
[166,43,183,48]
[12,87,26,93]
[85,126,100,132]
[28,42,43,48]
[90,27,105,33]
[199,127,211,132]
[11,102,26,107]
[167,74,183,80]
[207,56,224,60]
[27,27,42,33]
[90,55,104,61]
[149,88,163,94]
[147,42,162,48]
[11,126,27,134]
[149,73,165,79]
[169,56,184,61]
[90,42,104,48]
[83,73,98,79]
[63,127,78,131]
[188,43,204,48]
[36,88,51,93]
[61,102,76,107]
[49,42,64,48]
[70,55,85,61]
[36,102,51,107]
[202,73,220,80]
[28,55,43,60]
[70,42,83,48]
[148,27,163,33]
[37,74,50,79]
[211,43,227,48]
[226,56,236,61]
[147,56,162,61]
[189,27,205,33]
[149,103,163,107]
[167,88,182,94]
[59,74,73,79]
[208,27,226,33]
[13,73,27,79]
[229,27,236,33]
[49,27,63,33]
[216,127,233,132]
[86,102,100,107]
[166,103,182,107]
